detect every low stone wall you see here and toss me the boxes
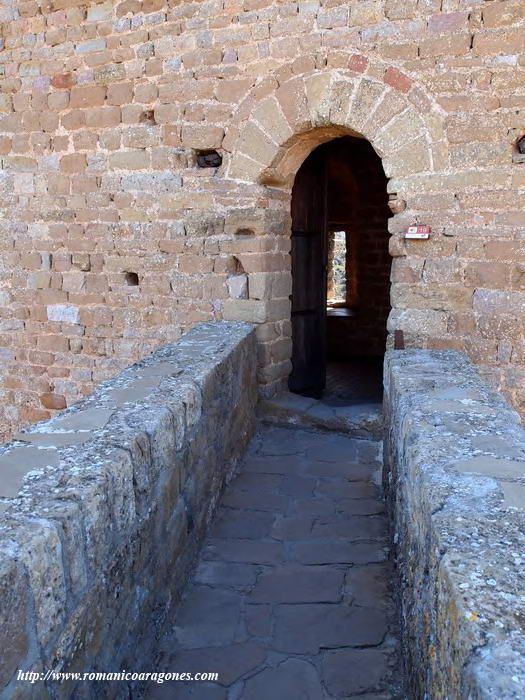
[0,321,257,699]
[384,349,525,699]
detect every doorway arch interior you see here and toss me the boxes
[288,136,392,402]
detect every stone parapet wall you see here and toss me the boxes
[384,349,525,698]
[0,321,257,699]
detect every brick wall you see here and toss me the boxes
[0,0,524,438]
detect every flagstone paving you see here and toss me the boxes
[146,425,404,699]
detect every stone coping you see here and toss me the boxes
[383,349,525,699]
[0,321,257,697]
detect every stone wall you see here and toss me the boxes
[384,349,525,698]
[0,321,257,699]
[0,0,525,438]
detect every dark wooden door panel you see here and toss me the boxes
[289,149,328,397]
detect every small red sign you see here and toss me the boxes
[405,225,431,239]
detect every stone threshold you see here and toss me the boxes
[258,391,383,441]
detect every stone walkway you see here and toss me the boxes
[146,425,404,699]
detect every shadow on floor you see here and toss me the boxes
[324,357,384,406]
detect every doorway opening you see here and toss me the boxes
[288,136,392,404]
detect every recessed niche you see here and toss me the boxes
[125,271,139,286]
[139,109,156,125]
[513,135,525,164]
[235,228,255,238]
[196,150,223,168]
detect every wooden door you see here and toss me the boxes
[288,148,328,397]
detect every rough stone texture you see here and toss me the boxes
[0,321,257,698]
[0,1,524,438]
[384,349,525,699]
[260,391,383,439]
[147,425,403,698]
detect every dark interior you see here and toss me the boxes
[289,136,392,403]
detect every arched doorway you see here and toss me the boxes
[289,136,392,401]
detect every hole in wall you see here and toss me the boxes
[196,150,223,168]
[125,271,139,286]
[234,228,255,238]
[140,109,156,125]
[512,135,525,164]
[232,256,245,274]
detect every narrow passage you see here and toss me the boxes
[147,425,404,699]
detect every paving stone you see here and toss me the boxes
[244,605,272,637]
[354,439,383,464]
[316,479,379,499]
[279,474,317,497]
[250,566,344,603]
[151,424,401,696]
[0,446,60,498]
[287,497,335,516]
[272,604,387,654]
[271,515,314,540]
[289,540,388,565]
[305,435,358,462]
[322,648,391,696]
[336,497,385,515]
[165,642,266,687]
[107,377,161,406]
[312,514,387,541]
[243,455,304,474]
[194,561,258,587]
[302,460,374,479]
[50,407,115,431]
[203,539,285,564]
[242,659,323,700]
[147,683,226,699]
[208,509,274,539]
[173,588,240,648]
[13,431,94,446]
[229,473,283,492]
[257,427,316,456]
[345,564,393,608]
[221,489,288,512]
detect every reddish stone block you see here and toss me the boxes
[383,68,413,94]
[40,392,67,410]
[51,72,76,90]
[348,54,368,73]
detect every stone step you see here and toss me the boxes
[258,391,383,440]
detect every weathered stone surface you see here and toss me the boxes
[290,540,387,565]
[250,566,344,603]
[209,508,275,539]
[345,564,393,607]
[194,561,258,587]
[322,648,392,696]
[0,557,32,688]
[174,588,242,649]
[204,538,285,565]
[0,446,60,498]
[272,603,387,653]
[167,642,266,686]
[242,659,323,699]
[260,392,383,439]
[384,349,525,699]
[0,322,258,695]
[147,421,401,698]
